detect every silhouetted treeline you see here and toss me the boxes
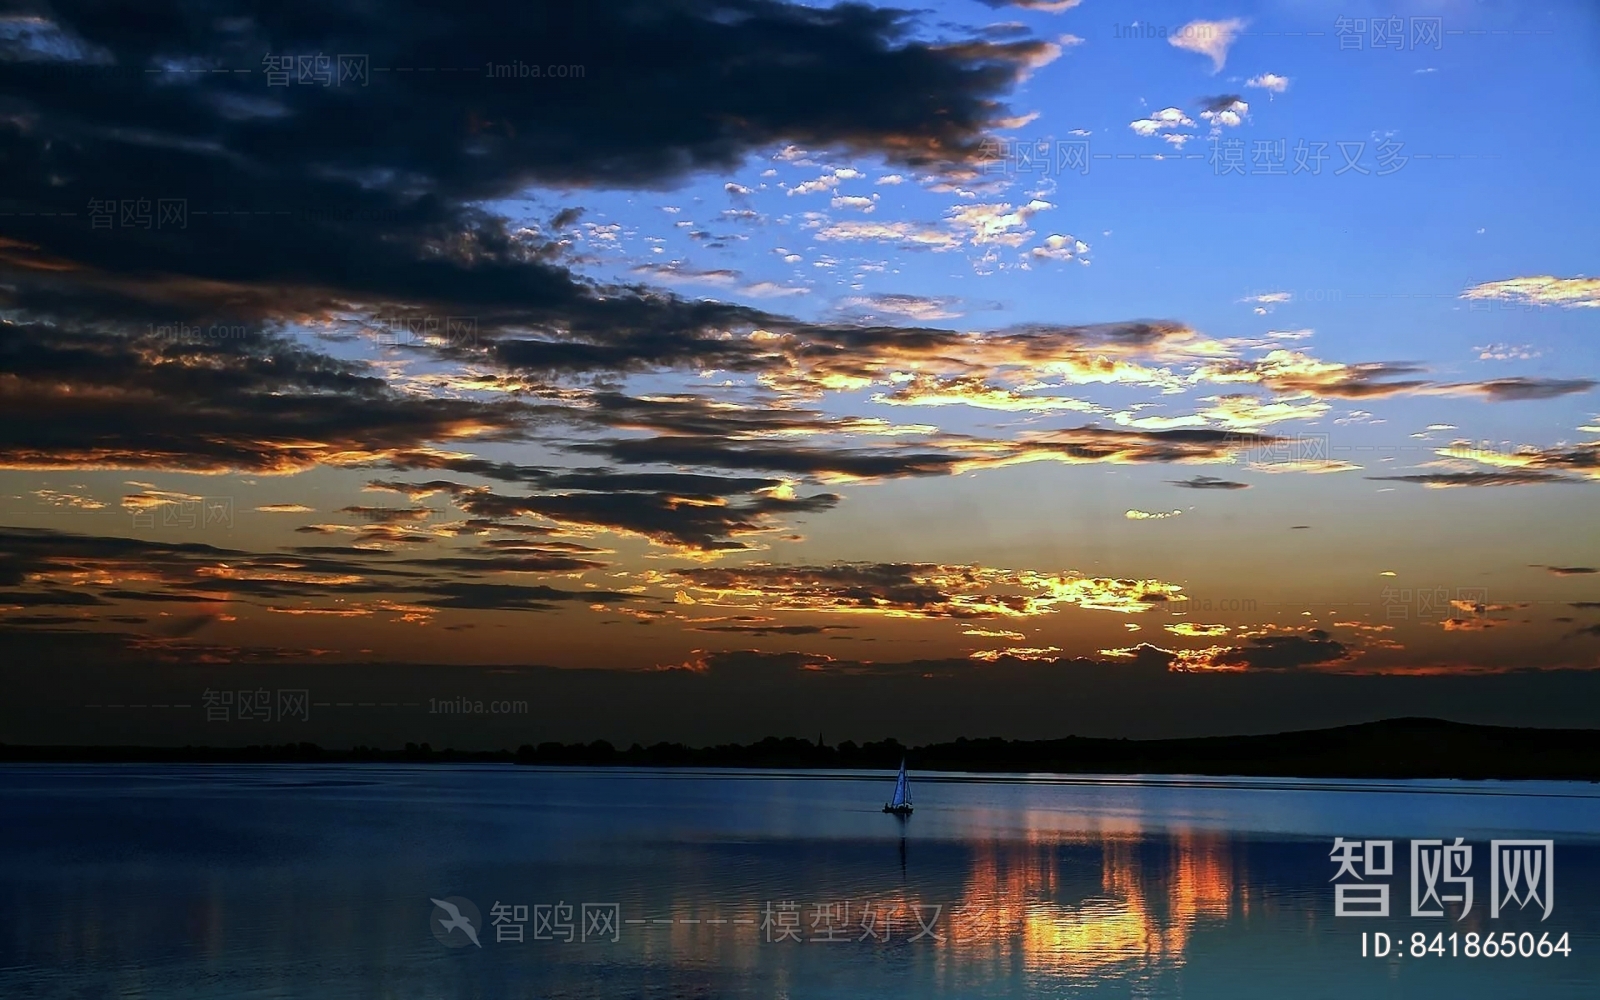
[4,719,1600,779]
[904,718,1600,780]
[511,719,1600,779]
[516,735,910,768]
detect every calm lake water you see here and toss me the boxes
[2,765,1597,998]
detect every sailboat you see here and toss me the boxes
[882,758,913,815]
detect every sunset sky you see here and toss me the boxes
[2,0,1598,743]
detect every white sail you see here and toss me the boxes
[889,759,910,808]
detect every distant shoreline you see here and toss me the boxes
[4,718,1600,781]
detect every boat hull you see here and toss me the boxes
[882,804,913,816]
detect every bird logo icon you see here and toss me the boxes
[430,896,483,948]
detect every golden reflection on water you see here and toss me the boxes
[943,828,1238,978]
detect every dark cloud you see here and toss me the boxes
[477,539,603,553]
[573,423,1275,481]
[1,0,1051,327]
[153,613,222,639]
[373,405,1131,512]
[335,506,440,524]
[1169,475,1250,490]
[1100,629,1358,673]
[288,545,404,558]
[0,588,109,607]
[0,0,1077,497]
[2,614,91,626]
[483,303,772,377]
[402,552,610,574]
[573,435,962,480]
[0,321,530,473]
[102,589,233,604]
[1025,426,1272,464]
[1538,566,1597,576]
[417,581,632,612]
[0,526,621,626]
[1284,376,1430,399]
[1367,471,1581,488]
[1202,630,1352,672]
[578,390,919,438]
[975,22,1038,41]
[375,458,791,498]
[691,624,859,636]
[539,470,785,496]
[386,463,816,548]
[550,207,584,230]
[1198,94,1246,113]
[292,522,437,548]
[0,525,241,579]
[368,477,839,552]
[1434,378,1598,401]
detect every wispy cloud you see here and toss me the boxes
[1460,276,1600,309]
[977,0,1084,11]
[1169,19,1248,72]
